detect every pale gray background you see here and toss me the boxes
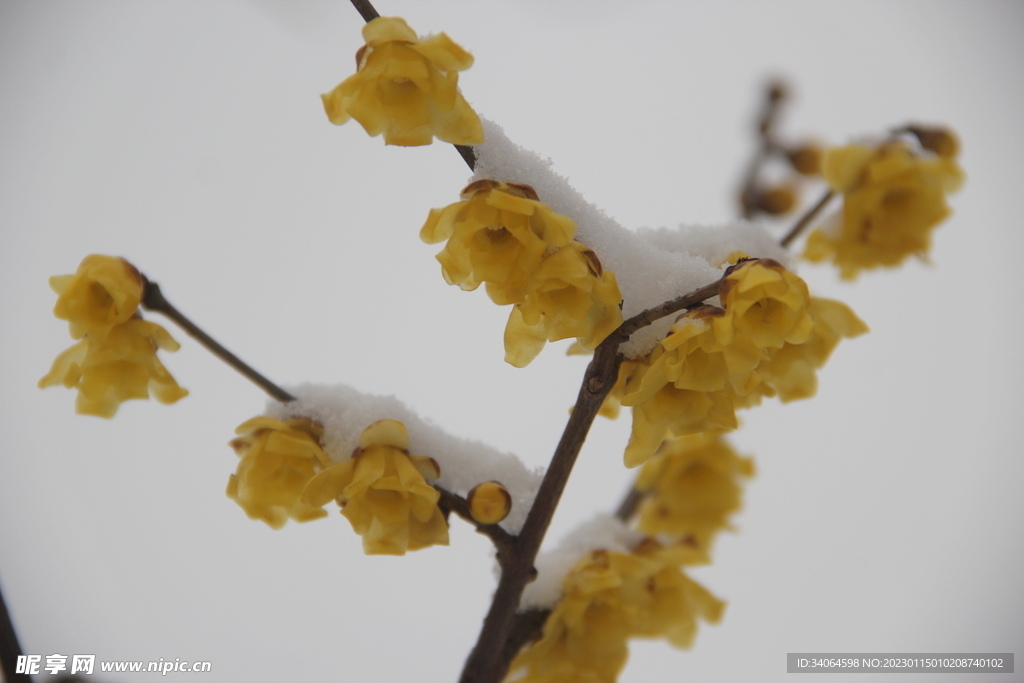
[1,1,1021,681]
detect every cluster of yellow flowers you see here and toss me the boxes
[322,16,483,147]
[422,180,623,367]
[608,258,866,467]
[229,417,450,555]
[804,135,964,279]
[36,14,966,683]
[634,433,754,552]
[508,540,724,683]
[39,255,187,418]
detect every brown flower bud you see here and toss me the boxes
[786,144,823,176]
[467,481,512,525]
[903,125,960,159]
[754,186,797,215]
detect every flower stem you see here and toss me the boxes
[349,0,379,22]
[614,485,646,521]
[140,278,296,404]
[779,188,835,248]
[0,576,31,683]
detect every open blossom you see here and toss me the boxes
[420,180,576,305]
[424,180,622,367]
[617,259,860,467]
[635,433,754,551]
[40,257,187,418]
[507,542,723,683]
[227,417,332,529]
[803,138,965,279]
[48,254,143,341]
[321,16,483,147]
[504,242,623,368]
[301,419,448,555]
[755,296,869,402]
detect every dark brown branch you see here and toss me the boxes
[613,278,724,342]
[614,485,646,522]
[739,81,787,219]
[458,278,725,683]
[0,576,32,683]
[779,188,835,248]
[140,278,296,404]
[435,486,516,560]
[348,0,477,172]
[349,0,380,22]
[499,609,550,668]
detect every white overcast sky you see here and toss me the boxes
[1,1,1022,682]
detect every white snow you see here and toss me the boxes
[518,513,642,610]
[469,117,791,358]
[264,383,543,534]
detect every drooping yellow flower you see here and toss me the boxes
[39,317,188,418]
[803,138,964,279]
[321,16,483,147]
[301,419,449,555]
[635,433,754,551]
[507,542,723,683]
[504,242,623,368]
[227,417,332,529]
[617,260,860,467]
[756,297,869,402]
[713,258,814,356]
[48,254,143,341]
[420,180,576,304]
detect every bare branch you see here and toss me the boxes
[141,278,296,404]
[0,576,31,683]
[779,188,835,248]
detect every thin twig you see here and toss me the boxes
[435,486,516,561]
[613,278,724,342]
[614,485,646,522]
[140,278,296,404]
[779,188,835,248]
[349,0,380,22]
[739,81,787,219]
[0,576,32,683]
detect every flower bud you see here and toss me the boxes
[903,125,960,159]
[786,144,823,176]
[753,186,797,215]
[467,480,512,525]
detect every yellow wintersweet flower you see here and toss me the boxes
[713,258,814,357]
[507,542,723,683]
[39,317,188,418]
[48,254,143,341]
[635,433,754,551]
[301,419,449,555]
[504,243,623,368]
[321,16,483,147]
[618,261,857,467]
[420,180,576,305]
[756,297,869,402]
[804,138,964,279]
[227,417,332,529]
